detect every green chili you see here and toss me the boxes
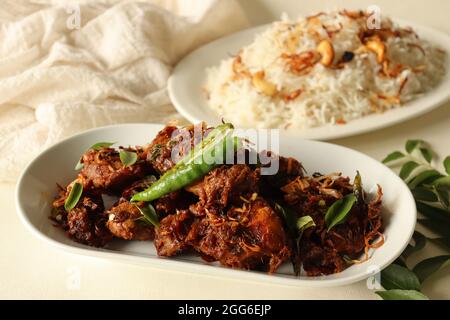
[131,123,236,202]
[174,123,234,167]
[353,170,365,205]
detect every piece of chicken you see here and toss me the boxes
[154,210,194,256]
[79,147,149,192]
[187,164,260,216]
[282,174,383,276]
[259,154,305,199]
[120,175,197,218]
[300,240,347,276]
[155,164,289,272]
[186,197,290,273]
[65,195,113,247]
[146,123,210,175]
[106,200,154,241]
[52,179,112,247]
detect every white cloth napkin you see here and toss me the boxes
[0,0,249,181]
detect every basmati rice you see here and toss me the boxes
[204,10,447,129]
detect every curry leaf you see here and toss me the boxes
[436,188,449,208]
[413,255,450,283]
[431,237,450,252]
[295,215,316,272]
[74,159,84,170]
[406,140,423,154]
[135,203,159,228]
[64,182,83,212]
[394,257,408,268]
[375,289,428,300]
[418,219,450,238]
[416,202,450,224]
[273,203,304,276]
[412,187,438,202]
[399,161,420,180]
[325,194,357,231]
[434,176,450,190]
[90,142,116,151]
[119,150,138,167]
[444,156,450,175]
[382,151,405,164]
[402,231,427,260]
[380,264,421,291]
[420,148,433,163]
[296,216,316,234]
[408,170,442,189]
[274,203,297,232]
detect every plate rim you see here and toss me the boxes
[168,18,450,140]
[15,123,417,288]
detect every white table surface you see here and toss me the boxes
[1,0,449,299]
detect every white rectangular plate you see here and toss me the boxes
[16,123,416,287]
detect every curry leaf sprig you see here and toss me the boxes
[383,140,449,210]
[383,140,450,238]
[375,140,450,300]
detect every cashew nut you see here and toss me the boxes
[317,40,335,66]
[365,37,386,63]
[252,71,277,96]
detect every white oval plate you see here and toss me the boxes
[15,123,416,287]
[169,20,450,140]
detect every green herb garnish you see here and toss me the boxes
[150,144,162,161]
[64,182,83,212]
[296,215,316,236]
[135,203,160,228]
[273,202,296,232]
[90,142,116,151]
[74,159,84,170]
[119,150,138,167]
[324,194,356,231]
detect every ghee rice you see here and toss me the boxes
[204,10,447,129]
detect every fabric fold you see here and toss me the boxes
[0,0,249,181]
